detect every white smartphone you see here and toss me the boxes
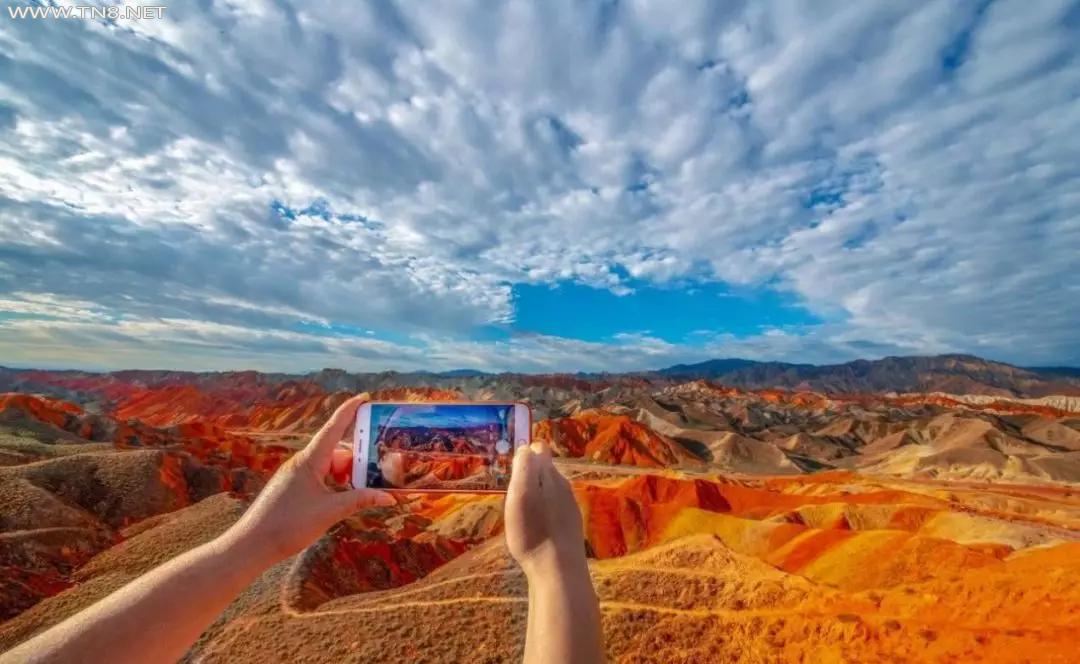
[352,401,532,492]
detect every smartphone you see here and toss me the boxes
[352,401,531,492]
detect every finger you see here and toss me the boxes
[508,445,540,497]
[301,393,369,469]
[547,461,573,490]
[326,488,395,520]
[530,442,556,475]
[512,444,539,476]
[530,437,552,456]
[341,414,357,441]
[329,447,353,485]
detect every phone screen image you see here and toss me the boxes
[362,403,520,491]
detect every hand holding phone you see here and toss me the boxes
[352,401,531,492]
[504,440,586,574]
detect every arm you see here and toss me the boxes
[523,552,601,664]
[505,442,604,664]
[1,395,392,664]
[0,530,275,664]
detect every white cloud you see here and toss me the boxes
[0,0,1078,372]
[0,305,878,374]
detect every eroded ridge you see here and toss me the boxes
[1,373,1079,662]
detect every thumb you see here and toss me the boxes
[325,488,396,520]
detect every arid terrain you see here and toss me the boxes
[1,358,1079,662]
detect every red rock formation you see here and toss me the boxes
[368,387,462,402]
[682,379,1078,417]
[14,372,467,435]
[296,528,474,609]
[3,370,1080,662]
[575,475,731,557]
[534,410,698,467]
[0,394,93,437]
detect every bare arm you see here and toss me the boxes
[1,530,277,664]
[1,395,391,664]
[524,553,602,664]
[505,442,604,664]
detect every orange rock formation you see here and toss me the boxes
[1,372,1078,662]
[535,410,698,467]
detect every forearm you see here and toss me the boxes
[523,555,603,664]
[1,529,278,664]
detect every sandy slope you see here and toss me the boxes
[2,381,1080,662]
[3,465,1078,662]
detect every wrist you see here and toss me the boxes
[214,524,286,570]
[521,546,590,586]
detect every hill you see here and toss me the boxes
[657,354,1080,397]
[1,367,1079,661]
[7,353,1077,401]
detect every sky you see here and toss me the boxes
[0,0,1078,373]
[371,405,510,431]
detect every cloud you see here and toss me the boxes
[0,0,1078,372]
[0,298,892,374]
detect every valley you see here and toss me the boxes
[0,363,1078,662]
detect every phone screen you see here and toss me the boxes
[356,403,527,491]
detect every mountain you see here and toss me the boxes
[655,357,768,378]
[1,369,1079,661]
[535,410,702,467]
[7,354,1078,402]
[657,354,1080,397]
[1029,366,1080,379]
[432,369,490,378]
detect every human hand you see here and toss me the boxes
[504,441,587,579]
[222,394,394,564]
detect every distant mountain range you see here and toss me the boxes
[3,354,1078,398]
[653,354,1080,397]
[443,354,1080,397]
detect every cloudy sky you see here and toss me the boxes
[1,0,1078,373]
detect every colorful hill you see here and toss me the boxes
[534,410,700,467]
[1,370,461,434]
[1,369,1078,662]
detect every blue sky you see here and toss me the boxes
[371,405,510,430]
[511,281,818,341]
[0,1,1078,372]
